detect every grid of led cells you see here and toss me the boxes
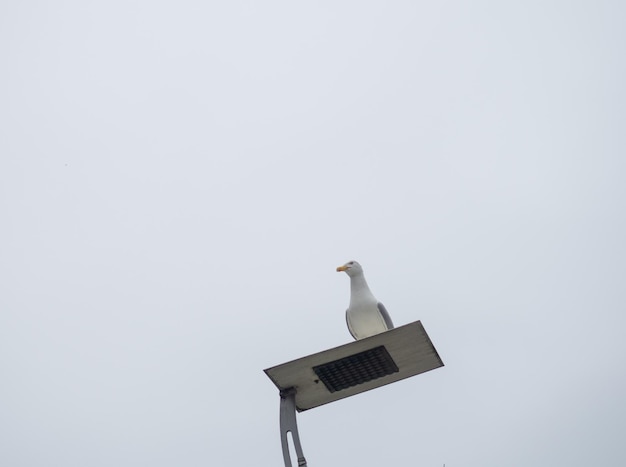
[312,346,399,393]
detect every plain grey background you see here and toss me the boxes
[1,1,625,466]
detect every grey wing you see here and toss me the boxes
[346,309,358,340]
[377,302,394,330]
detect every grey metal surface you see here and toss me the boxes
[264,320,443,411]
[279,388,307,467]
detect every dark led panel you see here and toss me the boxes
[312,346,399,393]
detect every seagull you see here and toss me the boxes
[336,260,394,340]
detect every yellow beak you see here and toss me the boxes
[336,265,349,272]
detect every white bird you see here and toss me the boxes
[336,260,394,340]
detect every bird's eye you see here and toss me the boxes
[348,261,354,265]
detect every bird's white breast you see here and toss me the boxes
[346,299,388,339]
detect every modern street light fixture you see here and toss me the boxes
[264,320,444,467]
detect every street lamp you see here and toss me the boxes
[264,320,444,466]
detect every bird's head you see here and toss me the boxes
[336,260,363,277]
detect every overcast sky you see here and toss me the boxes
[1,2,625,466]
